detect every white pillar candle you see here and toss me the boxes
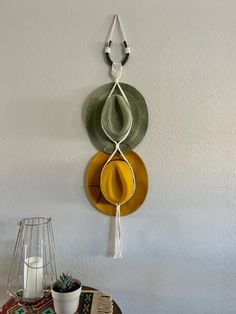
[23,256,43,299]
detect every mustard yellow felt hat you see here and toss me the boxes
[100,159,135,205]
[86,151,148,216]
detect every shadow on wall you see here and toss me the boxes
[1,86,94,140]
[0,86,102,206]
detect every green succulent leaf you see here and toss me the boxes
[56,272,74,292]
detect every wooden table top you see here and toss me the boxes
[0,286,122,314]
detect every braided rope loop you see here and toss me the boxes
[100,63,136,258]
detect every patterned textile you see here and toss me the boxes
[0,290,113,314]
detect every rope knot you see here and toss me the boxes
[115,142,120,151]
[111,62,122,83]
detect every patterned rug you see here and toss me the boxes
[0,290,113,314]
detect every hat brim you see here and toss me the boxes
[86,151,148,216]
[86,83,148,153]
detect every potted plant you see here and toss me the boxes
[52,272,82,314]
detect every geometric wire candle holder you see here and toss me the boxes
[7,217,57,304]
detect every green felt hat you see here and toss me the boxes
[101,94,132,142]
[86,83,148,153]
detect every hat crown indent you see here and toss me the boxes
[86,83,148,153]
[100,160,135,205]
[101,94,132,142]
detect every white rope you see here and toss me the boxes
[101,63,135,194]
[108,63,128,102]
[100,63,136,258]
[125,46,131,54]
[107,14,117,44]
[104,46,111,53]
[111,62,122,82]
[105,14,130,61]
[117,14,127,43]
[106,14,128,45]
[114,204,122,259]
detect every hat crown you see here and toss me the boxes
[86,151,148,216]
[100,160,135,205]
[101,94,132,142]
[86,83,148,153]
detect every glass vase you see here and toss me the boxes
[7,217,57,303]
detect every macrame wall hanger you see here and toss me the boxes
[102,14,134,258]
[103,14,131,102]
[85,14,148,260]
[104,14,131,66]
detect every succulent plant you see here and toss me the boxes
[55,272,74,293]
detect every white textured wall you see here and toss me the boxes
[0,0,236,313]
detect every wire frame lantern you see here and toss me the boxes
[7,217,57,303]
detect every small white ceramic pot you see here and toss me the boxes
[52,279,82,314]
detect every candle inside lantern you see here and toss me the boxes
[23,256,43,299]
